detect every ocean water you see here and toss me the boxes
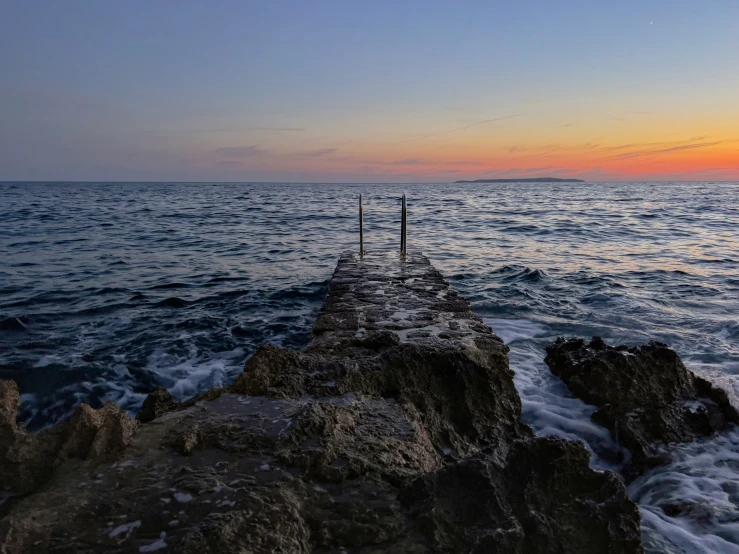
[1,181,738,551]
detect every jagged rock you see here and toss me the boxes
[0,380,138,495]
[137,387,177,422]
[231,344,306,397]
[1,379,57,495]
[231,338,529,460]
[545,337,739,478]
[0,380,19,428]
[55,402,138,461]
[402,436,643,553]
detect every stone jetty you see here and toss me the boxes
[0,252,643,553]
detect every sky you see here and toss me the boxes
[1,0,738,182]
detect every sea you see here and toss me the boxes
[1,181,738,552]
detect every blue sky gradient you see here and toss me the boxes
[1,0,738,181]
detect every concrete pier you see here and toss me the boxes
[312,251,503,351]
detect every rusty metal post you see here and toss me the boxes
[359,194,364,257]
[400,194,407,257]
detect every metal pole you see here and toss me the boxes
[401,194,407,257]
[399,194,404,254]
[404,194,407,256]
[359,194,364,257]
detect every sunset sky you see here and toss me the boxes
[1,0,738,182]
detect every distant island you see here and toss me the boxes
[455,177,585,183]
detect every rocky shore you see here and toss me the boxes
[545,337,739,481]
[1,252,647,553]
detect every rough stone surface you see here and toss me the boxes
[401,436,643,553]
[0,253,644,553]
[0,380,19,428]
[545,336,739,478]
[137,387,177,423]
[0,378,138,498]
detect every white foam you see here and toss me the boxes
[109,520,141,538]
[145,346,245,402]
[488,317,739,552]
[32,354,61,368]
[139,532,167,552]
[507,339,628,471]
[629,428,739,553]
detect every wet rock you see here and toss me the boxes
[0,380,19,428]
[55,402,138,461]
[402,436,643,553]
[137,387,177,423]
[545,337,739,478]
[279,394,440,483]
[1,380,138,495]
[231,344,306,397]
[343,343,530,459]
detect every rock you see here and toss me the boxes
[0,380,19,428]
[56,402,138,461]
[545,337,739,478]
[0,318,26,332]
[137,387,177,423]
[230,344,306,397]
[0,254,644,552]
[0,381,138,495]
[401,436,643,553]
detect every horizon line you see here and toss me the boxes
[2,179,739,185]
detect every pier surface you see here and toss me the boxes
[312,251,500,350]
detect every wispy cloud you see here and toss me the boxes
[178,128,239,134]
[214,145,267,157]
[251,126,305,132]
[393,114,521,143]
[301,148,338,157]
[447,115,521,134]
[158,126,304,134]
[606,140,724,161]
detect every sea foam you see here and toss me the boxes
[485,317,739,554]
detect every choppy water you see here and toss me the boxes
[1,181,738,551]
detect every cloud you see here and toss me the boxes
[392,114,521,143]
[301,148,338,157]
[156,127,304,134]
[251,127,305,132]
[437,115,522,136]
[214,145,267,157]
[606,140,724,161]
[169,128,239,134]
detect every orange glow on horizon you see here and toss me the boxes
[202,110,739,181]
